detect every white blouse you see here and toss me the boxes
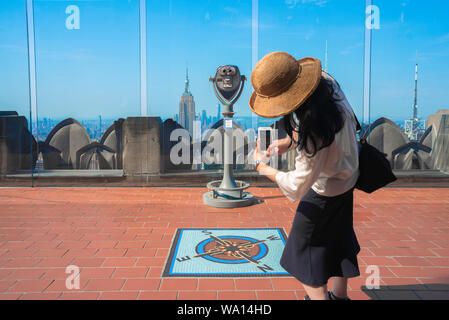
[275,72,359,202]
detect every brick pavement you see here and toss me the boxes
[0,187,448,300]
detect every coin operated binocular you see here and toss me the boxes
[203,65,256,208]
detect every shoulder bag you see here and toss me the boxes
[353,116,397,193]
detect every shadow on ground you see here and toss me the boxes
[361,283,449,300]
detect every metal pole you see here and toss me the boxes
[26,0,38,185]
[251,0,259,131]
[363,0,373,131]
[139,0,148,116]
[220,104,238,195]
[325,40,328,72]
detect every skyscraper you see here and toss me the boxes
[178,68,196,137]
[404,53,425,141]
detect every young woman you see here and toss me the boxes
[250,52,360,300]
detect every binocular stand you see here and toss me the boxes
[203,67,256,208]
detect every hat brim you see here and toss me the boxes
[249,57,322,119]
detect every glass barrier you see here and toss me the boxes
[147,0,255,178]
[0,0,33,186]
[258,0,365,172]
[31,0,140,185]
[1,0,447,187]
[369,0,449,174]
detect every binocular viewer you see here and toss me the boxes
[210,65,246,107]
[203,65,256,208]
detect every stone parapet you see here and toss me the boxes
[122,117,162,175]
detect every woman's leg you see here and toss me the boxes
[331,277,348,298]
[302,283,329,300]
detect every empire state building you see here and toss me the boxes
[178,68,196,137]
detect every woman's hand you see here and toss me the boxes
[253,139,280,183]
[266,136,293,157]
[253,139,267,163]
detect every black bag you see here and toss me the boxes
[353,117,397,193]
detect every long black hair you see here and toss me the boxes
[282,75,345,157]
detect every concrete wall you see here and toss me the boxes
[0,114,36,175]
[427,109,449,142]
[365,118,409,164]
[431,114,449,173]
[121,117,162,175]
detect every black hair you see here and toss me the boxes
[282,75,345,157]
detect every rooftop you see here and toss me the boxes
[0,187,448,300]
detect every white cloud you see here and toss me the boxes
[304,29,315,41]
[224,7,239,15]
[0,44,26,53]
[340,42,363,55]
[433,33,449,44]
[218,19,274,30]
[285,0,328,9]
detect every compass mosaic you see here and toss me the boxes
[163,228,290,277]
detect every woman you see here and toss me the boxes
[250,52,360,300]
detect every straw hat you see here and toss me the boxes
[249,52,322,118]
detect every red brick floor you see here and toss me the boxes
[0,187,448,300]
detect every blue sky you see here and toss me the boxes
[1,0,448,124]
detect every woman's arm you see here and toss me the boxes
[254,135,328,202]
[255,162,279,183]
[254,131,298,182]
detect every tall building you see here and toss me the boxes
[404,54,426,141]
[178,68,196,137]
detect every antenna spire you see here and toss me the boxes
[413,51,418,122]
[184,67,190,94]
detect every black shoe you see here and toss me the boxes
[328,291,350,300]
[303,293,327,300]
[304,291,350,300]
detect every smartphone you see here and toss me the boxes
[258,127,272,153]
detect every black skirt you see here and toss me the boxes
[280,187,360,287]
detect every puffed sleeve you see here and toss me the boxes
[275,147,329,202]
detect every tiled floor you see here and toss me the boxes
[0,187,448,300]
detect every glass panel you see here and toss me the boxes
[32,0,140,185]
[259,0,365,172]
[0,0,33,186]
[370,0,449,174]
[147,0,254,183]
[4,0,446,188]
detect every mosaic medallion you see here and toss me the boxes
[163,228,289,277]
